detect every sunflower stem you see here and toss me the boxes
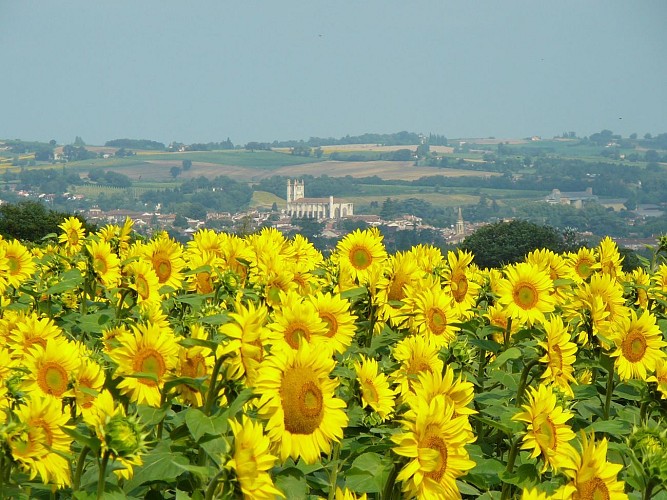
[501,438,520,500]
[515,359,540,408]
[203,355,226,416]
[503,317,513,348]
[73,445,90,491]
[204,468,226,500]
[382,461,399,500]
[327,441,341,500]
[643,479,656,500]
[96,450,110,500]
[603,358,615,420]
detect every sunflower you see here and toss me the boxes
[562,433,628,500]
[442,249,481,318]
[520,488,553,500]
[526,248,574,299]
[227,416,285,499]
[87,239,121,287]
[8,396,73,487]
[2,239,36,288]
[268,291,328,351]
[73,348,106,417]
[219,233,254,283]
[392,395,476,499]
[512,383,577,472]
[410,243,444,274]
[176,324,216,406]
[647,358,667,399]
[407,287,459,347]
[597,236,623,279]
[484,303,519,344]
[354,355,396,421]
[335,488,368,500]
[309,291,358,355]
[374,251,422,326]
[83,390,148,480]
[290,233,323,268]
[574,273,628,345]
[629,267,651,310]
[496,262,555,326]
[334,228,387,284]
[58,216,85,254]
[650,263,667,300]
[187,228,225,258]
[219,301,274,387]
[406,367,476,418]
[184,249,219,295]
[391,335,444,400]
[566,247,598,283]
[8,312,62,360]
[145,232,185,291]
[22,337,79,400]
[538,316,578,397]
[0,245,8,293]
[124,259,161,309]
[108,321,180,407]
[255,343,348,464]
[609,309,666,381]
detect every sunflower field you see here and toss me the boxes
[1,218,667,500]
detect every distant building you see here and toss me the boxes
[545,187,597,208]
[286,179,353,220]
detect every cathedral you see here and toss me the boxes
[285,179,354,220]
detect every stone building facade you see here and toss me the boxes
[286,179,354,219]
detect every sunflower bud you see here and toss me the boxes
[104,414,147,459]
[628,424,667,483]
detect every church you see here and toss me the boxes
[285,179,354,220]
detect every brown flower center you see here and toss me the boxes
[621,330,647,363]
[281,367,324,434]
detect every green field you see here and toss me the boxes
[50,151,305,170]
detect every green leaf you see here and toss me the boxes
[61,426,101,453]
[488,369,518,390]
[163,376,208,394]
[370,324,402,352]
[583,419,631,435]
[274,467,308,499]
[469,337,502,353]
[136,405,168,427]
[123,441,189,493]
[457,480,481,496]
[178,337,219,351]
[198,313,229,325]
[489,347,522,368]
[173,462,217,480]
[340,286,367,300]
[220,387,257,422]
[467,458,506,488]
[185,408,227,442]
[199,437,230,466]
[344,452,394,493]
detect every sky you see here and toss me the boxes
[1,1,666,146]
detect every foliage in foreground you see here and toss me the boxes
[0,220,667,499]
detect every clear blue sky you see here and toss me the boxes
[1,0,666,145]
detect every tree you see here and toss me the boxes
[0,201,92,241]
[460,220,568,269]
[170,166,182,178]
[73,136,86,147]
[182,159,192,171]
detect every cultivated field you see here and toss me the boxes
[270,160,500,181]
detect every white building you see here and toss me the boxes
[286,179,354,220]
